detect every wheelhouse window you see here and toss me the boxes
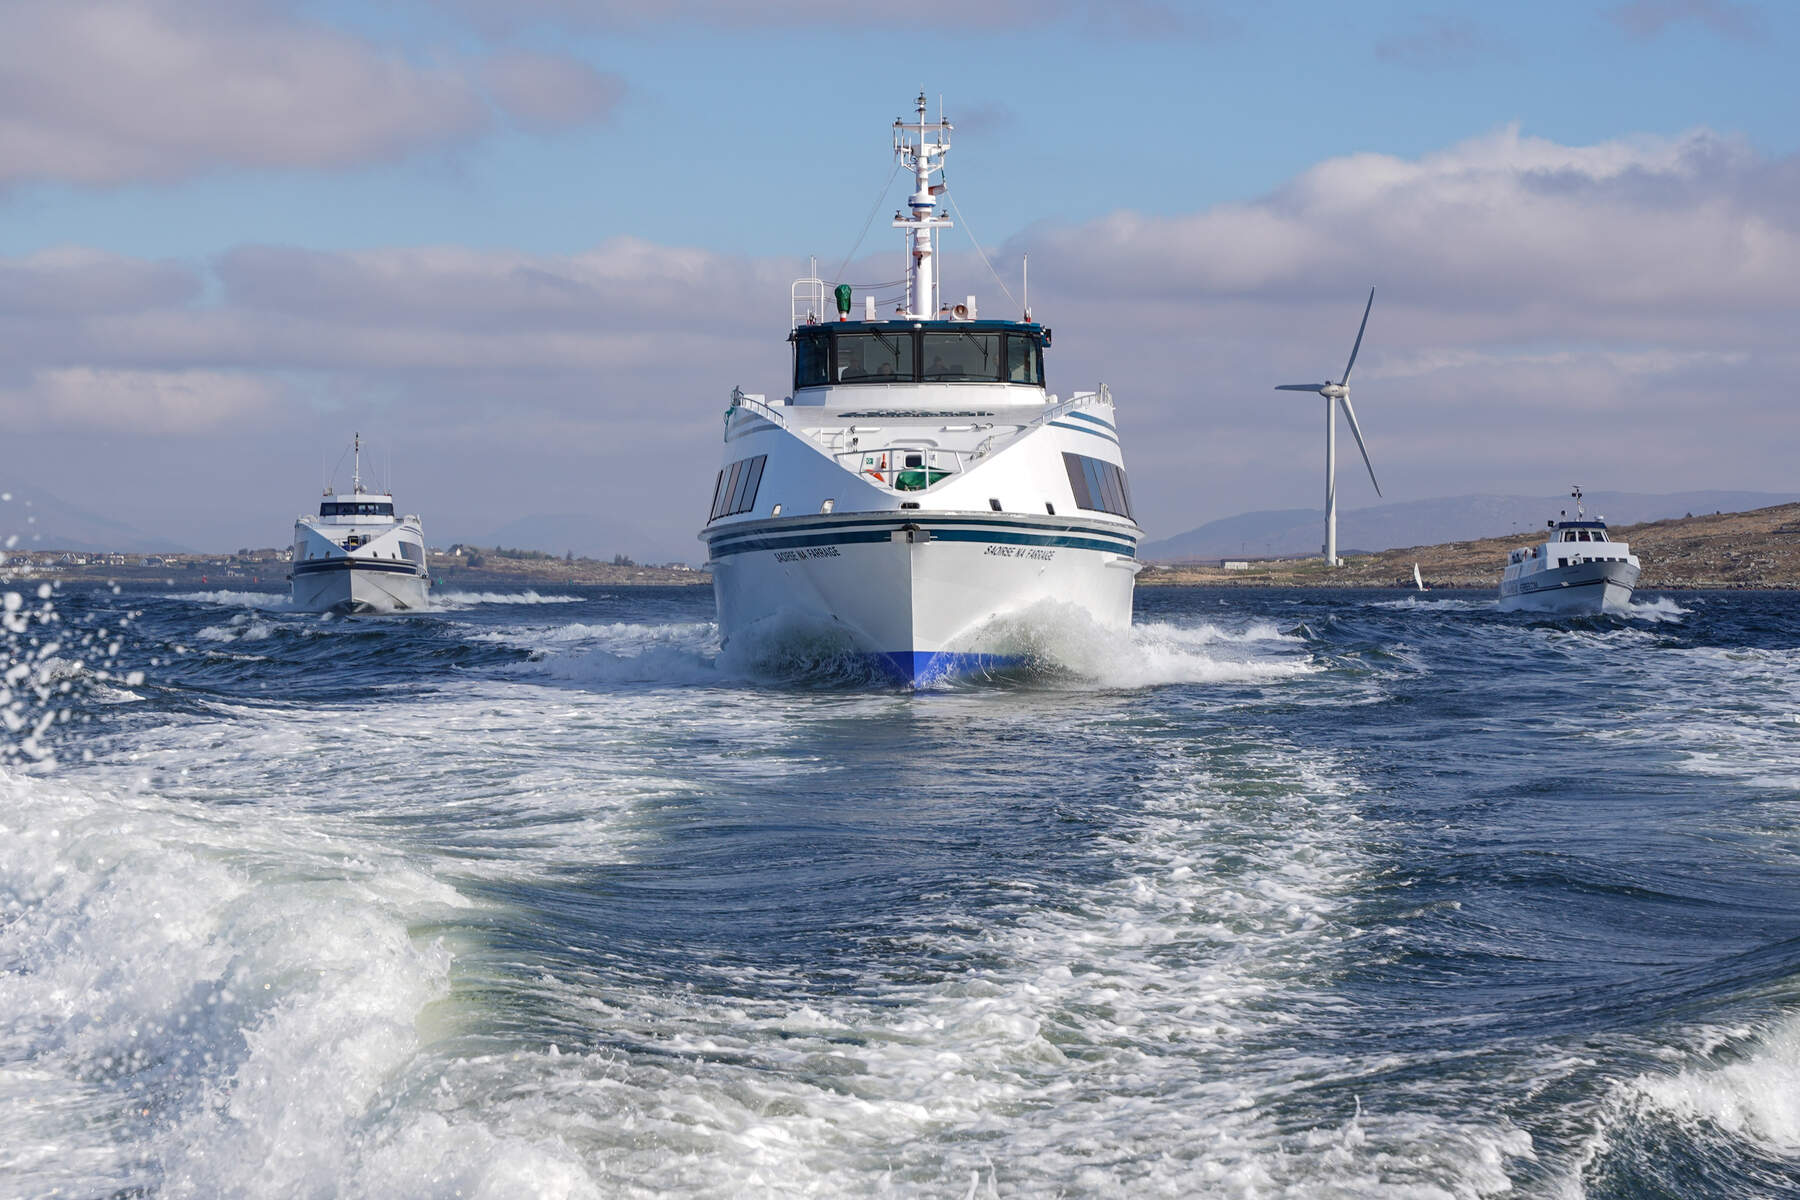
[1063,452,1134,520]
[709,454,767,522]
[922,332,1000,382]
[795,326,1049,388]
[835,331,912,383]
[1006,336,1042,385]
[794,329,831,389]
[319,501,394,517]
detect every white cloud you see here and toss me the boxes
[0,0,622,186]
[0,367,280,433]
[1031,125,1800,330]
[1,125,1795,552]
[481,51,626,132]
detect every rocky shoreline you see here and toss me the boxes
[9,503,1798,592]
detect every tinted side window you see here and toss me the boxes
[709,455,769,521]
[794,332,830,389]
[1063,453,1094,509]
[1006,336,1041,385]
[714,461,743,521]
[1063,453,1135,520]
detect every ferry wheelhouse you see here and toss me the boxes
[699,94,1140,683]
[291,434,430,614]
[1499,487,1640,614]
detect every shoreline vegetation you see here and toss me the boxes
[1141,502,1800,590]
[5,503,1798,591]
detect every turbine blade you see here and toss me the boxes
[1338,395,1381,496]
[1275,384,1325,392]
[1340,286,1374,385]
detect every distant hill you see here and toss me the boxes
[1143,491,1800,562]
[0,486,194,554]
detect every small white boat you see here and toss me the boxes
[1412,563,1427,592]
[1498,487,1639,614]
[290,434,429,614]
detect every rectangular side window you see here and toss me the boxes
[1112,465,1134,520]
[1064,453,1134,519]
[734,455,767,514]
[727,457,755,514]
[714,461,743,521]
[1081,457,1107,511]
[1063,453,1094,509]
[1005,336,1041,385]
[708,470,725,521]
[794,333,830,389]
[1098,462,1124,515]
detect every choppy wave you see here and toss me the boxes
[7,581,1800,1196]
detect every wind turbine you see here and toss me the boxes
[1275,287,1382,566]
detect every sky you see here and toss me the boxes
[2,0,1797,559]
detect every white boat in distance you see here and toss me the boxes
[291,434,430,614]
[1498,487,1639,614]
[699,93,1140,684]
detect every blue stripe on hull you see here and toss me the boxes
[876,650,1023,686]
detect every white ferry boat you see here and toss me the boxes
[1499,487,1639,614]
[291,434,430,614]
[699,93,1139,684]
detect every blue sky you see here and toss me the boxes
[2,0,1797,557]
[7,1,1794,261]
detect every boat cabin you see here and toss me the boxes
[319,497,396,519]
[789,320,1050,392]
[1549,519,1610,541]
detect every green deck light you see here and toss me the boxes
[835,284,853,317]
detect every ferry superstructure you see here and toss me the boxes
[1499,487,1640,614]
[699,94,1140,683]
[291,434,430,614]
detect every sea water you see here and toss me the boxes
[3,582,1799,1198]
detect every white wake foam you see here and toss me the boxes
[169,590,292,610]
[1629,1017,1800,1153]
[433,590,583,608]
[1623,595,1690,623]
[0,759,606,1198]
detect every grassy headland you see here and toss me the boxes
[1142,502,1800,590]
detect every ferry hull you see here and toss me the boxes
[1498,559,1639,615]
[705,514,1138,684]
[291,561,430,615]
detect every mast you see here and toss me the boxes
[892,91,953,319]
[353,432,362,495]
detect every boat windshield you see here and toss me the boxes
[321,501,394,517]
[793,325,1046,389]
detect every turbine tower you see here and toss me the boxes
[1275,288,1382,566]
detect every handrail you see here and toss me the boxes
[728,386,789,429]
[971,382,1113,460]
